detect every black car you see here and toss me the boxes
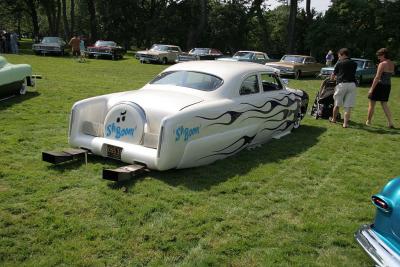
[32,37,66,56]
[176,48,223,62]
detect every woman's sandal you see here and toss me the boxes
[329,117,336,123]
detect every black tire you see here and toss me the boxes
[295,70,301,80]
[162,57,168,65]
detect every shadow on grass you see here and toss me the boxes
[108,124,326,191]
[0,91,40,110]
[347,120,400,135]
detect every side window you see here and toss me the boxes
[261,73,283,92]
[256,53,266,60]
[240,75,260,95]
[305,57,315,64]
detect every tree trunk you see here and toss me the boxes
[250,0,269,52]
[287,0,297,53]
[55,0,61,35]
[62,0,70,38]
[70,0,75,36]
[186,0,207,49]
[87,0,97,42]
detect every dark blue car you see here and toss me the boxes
[355,177,400,266]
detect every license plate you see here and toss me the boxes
[106,144,122,160]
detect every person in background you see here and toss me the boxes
[330,48,358,128]
[10,32,18,54]
[366,48,395,128]
[325,50,334,66]
[79,36,86,62]
[68,34,80,58]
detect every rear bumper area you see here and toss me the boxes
[70,135,159,169]
[355,224,400,267]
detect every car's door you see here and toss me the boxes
[167,46,181,61]
[304,57,320,74]
[364,60,376,81]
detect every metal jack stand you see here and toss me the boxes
[103,164,148,182]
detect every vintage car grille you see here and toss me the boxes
[35,45,60,51]
[321,69,333,75]
[138,54,157,59]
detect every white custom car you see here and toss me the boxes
[69,61,308,170]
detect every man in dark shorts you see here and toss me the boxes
[68,34,80,57]
[330,48,357,128]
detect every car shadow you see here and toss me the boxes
[0,91,40,110]
[107,125,326,192]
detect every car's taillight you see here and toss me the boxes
[371,195,392,213]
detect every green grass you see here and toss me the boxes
[1,49,399,266]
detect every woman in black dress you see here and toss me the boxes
[366,48,395,128]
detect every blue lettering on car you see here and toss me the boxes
[175,126,200,142]
[106,123,136,139]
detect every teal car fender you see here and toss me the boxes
[355,177,400,266]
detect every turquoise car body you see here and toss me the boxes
[355,177,400,266]
[0,56,33,98]
[319,58,376,84]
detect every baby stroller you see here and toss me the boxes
[310,78,341,119]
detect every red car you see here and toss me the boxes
[85,40,125,60]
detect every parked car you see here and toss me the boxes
[217,51,272,64]
[68,61,308,170]
[355,177,400,267]
[32,36,66,56]
[85,40,125,60]
[176,48,223,62]
[265,55,324,79]
[319,58,377,84]
[136,44,182,64]
[0,56,35,99]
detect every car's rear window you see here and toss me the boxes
[150,71,223,91]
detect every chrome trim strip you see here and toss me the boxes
[355,224,400,267]
[157,125,164,158]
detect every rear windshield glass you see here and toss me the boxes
[150,71,223,91]
[281,55,305,63]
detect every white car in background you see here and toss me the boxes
[136,44,182,64]
[68,61,308,170]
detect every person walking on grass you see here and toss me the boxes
[366,48,395,128]
[330,48,357,128]
[68,34,80,58]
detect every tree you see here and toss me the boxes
[287,0,298,53]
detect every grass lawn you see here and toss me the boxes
[1,46,399,266]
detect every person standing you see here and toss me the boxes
[325,50,334,66]
[366,48,395,128]
[68,34,80,57]
[330,48,358,128]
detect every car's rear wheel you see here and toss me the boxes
[356,75,362,86]
[295,70,302,80]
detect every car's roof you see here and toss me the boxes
[236,50,265,54]
[282,54,313,58]
[153,44,180,47]
[351,58,371,61]
[165,60,277,78]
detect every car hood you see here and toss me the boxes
[33,43,61,47]
[136,50,168,56]
[265,62,297,68]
